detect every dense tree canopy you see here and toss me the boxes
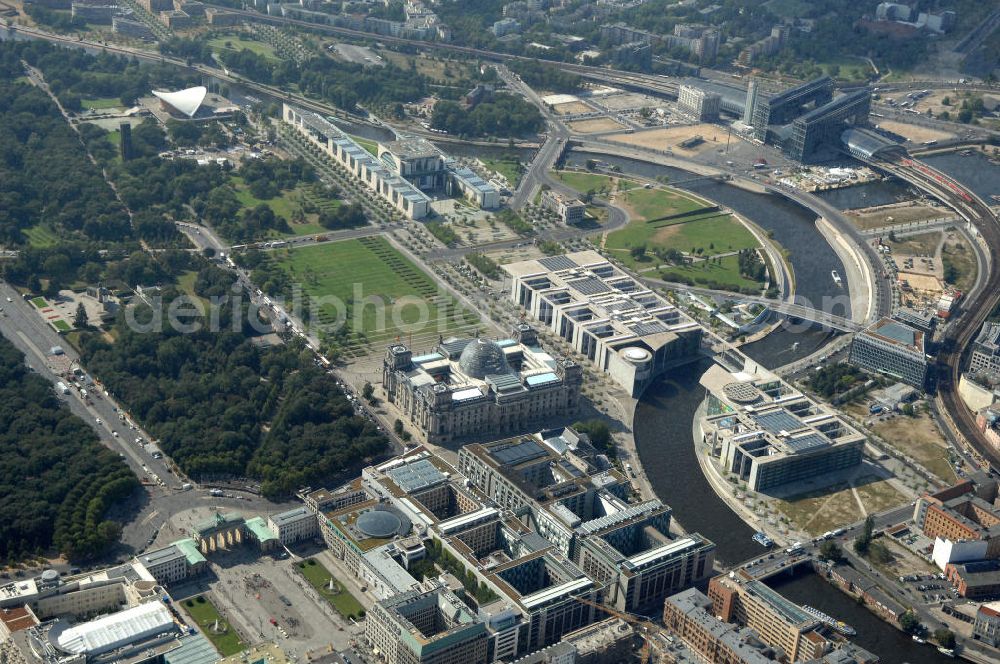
[80,265,388,497]
[0,336,138,561]
[0,77,132,246]
[431,94,543,137]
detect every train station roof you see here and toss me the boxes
[841,127,905,160]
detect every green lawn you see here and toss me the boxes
[552,170,617,194]
[81,96,123,110]
[617,186,703,223]
[655,254,765,291]
[483,157,523,186]
[296,559,365,620]
[31,297,48,309]
[351,135,379,156]
[208,36,279,60]
[105,130,123,162]
[23,225,60,248]
[52,319,72,332]
[182,596,246,656]
[274,236,479,345]
[606,214,760,265]
[230,176,297,220]
[229,179,333,237]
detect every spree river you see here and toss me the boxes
[615,150,985,662]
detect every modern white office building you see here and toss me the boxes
[283,104,432,219]
[677,84,722,121]
[848,317,928,388]
[699,357,866,493]
[503,251,702,397]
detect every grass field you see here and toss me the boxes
[942,237,976,291]
[775,475,906,536]
[275,237,479,352]
[80,96,122,110]
[873,413,956,482]
[230,176,297,220]
[483,156,523,187]
[655,254,764,291]
[618,187,702,222]
[229,177,337,237]
[552,170,617,194]
[606,214,759,265]
[52,319,72,332]
[31,297,48,309]
[887,231,941,256]
[296,559,364,619]
[377,50,478,83]
[182,595,246,656]
[104,130,122,162]
[23,225,60,248]
[208,36,279,60]
[351,135,379,156]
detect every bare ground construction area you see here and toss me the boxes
[567,117,627,133]
[846,201,951,230]
[877,120,955,144]
[552,100,592,115]
[608,124,730,156]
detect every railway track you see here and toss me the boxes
[880,157,1000,469]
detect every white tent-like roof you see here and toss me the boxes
[55,601,175,655]
[151,85,208,118]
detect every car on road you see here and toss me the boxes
[95,418,102,425]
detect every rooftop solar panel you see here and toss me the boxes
[491,439,549,467]
[753,410,804,434]
[570,277,612,296]
[386,459,447,493]
[784,433,831,453]
[539,256,578,271]
[631,321,668,336]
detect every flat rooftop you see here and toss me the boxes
[861,317,924,353]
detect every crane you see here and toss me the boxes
[574,597,657,664]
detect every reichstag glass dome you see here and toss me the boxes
[458,338,510,379]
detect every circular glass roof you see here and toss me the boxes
[356,510,403,538]
[459,338,510,379]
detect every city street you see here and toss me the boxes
[0,279,299,561]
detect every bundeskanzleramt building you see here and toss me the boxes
[283,104,432,219]
[849,317,928,388]
[699,358,865,493]
[503,251,702,397]
[382,327,583,444]
[365,588,489,664]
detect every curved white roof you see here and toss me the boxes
[151,85,207,118]
[55,601,174,655]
